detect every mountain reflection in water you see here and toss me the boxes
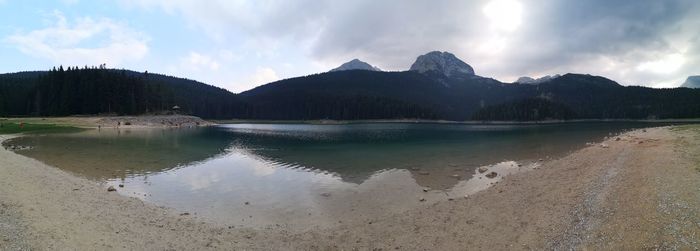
[5,122,664,228]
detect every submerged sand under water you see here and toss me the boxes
[1,125,700,249]
[3,122,657,229]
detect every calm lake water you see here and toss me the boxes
[5,122,665,229]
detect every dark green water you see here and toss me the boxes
[5,122,669,228]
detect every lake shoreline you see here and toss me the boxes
[1,115,215,130]
[4,116,699,128]
[1,125,699,249]
[215,118,700,125]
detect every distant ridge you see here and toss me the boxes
[682,76,700,88]
[515,74,561,85]
[330,59,381,72]
[3,51,700,121]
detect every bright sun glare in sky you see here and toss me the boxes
[478,0,523,55]
[482,0,523,32]
[636,53,686,74]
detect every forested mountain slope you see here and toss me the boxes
[0,67,242,119]
[2,62,700,121]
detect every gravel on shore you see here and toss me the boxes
[0,202,31,251]
[96,115,214,128]
[1,126,699,250]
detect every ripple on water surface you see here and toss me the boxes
[5,122,657,228]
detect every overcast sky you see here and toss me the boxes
[1,0,699,92]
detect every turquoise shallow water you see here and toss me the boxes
[5,122,671,228]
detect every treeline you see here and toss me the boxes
[0,66,242,118]
[471,77,700,121]
[239,71,700,121]
[238,70,451,120]
[532,75,700,119]
[2,68,700,121]
[471,98,577,121]
[0,67,440,120]
[239,94,438,120]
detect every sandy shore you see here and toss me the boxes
[1,126,699,250]
[1,115,214,129]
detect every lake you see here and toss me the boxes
[4,122,664,229]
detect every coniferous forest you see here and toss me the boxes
[471,98,577,121]
[1,67,700,121]
[0,66,242,119]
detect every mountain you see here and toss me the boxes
[238,70,444,120]
[330,59,381,72]
[239,61,700,121]
[3,52,700,121]
[409,51,475,77]
[515,74,561,84]
[472,98,576,121]
[0,67,242,118]
[682,76,700,88]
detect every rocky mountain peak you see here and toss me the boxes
[681,75,700,88]
[515,74,561,85]
[409,51,475,77]
[330,59,381,72]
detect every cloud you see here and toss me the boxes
[163,50,236,91]
[483,0,523,32]
[496,0,700,82]
[181,52,220,71]
[4,10,149,67]
[232,67,279,93]
[118,0,327,45]
[118,0,700,87]
[162,50,277,93]
[305,0,700,87]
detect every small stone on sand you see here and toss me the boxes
[107,186,116,192]
[478,167,488,173]
[485,172,498,179]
